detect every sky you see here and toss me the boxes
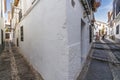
[95,0,113,23]
[5,0,113,23]
[5,0,11,21]
[6,0,11,11]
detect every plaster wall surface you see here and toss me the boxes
[14,0,93,80]
[66,0,92,79]
[15,0,69,80]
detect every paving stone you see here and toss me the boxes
[11,48,37,80]
[84,59,113,80]
[111,51,120,62]
[0,53,11,80]
[77,39,120,80]
[0,41,43,80]
[93,43,104,49]
[92,49,108,60]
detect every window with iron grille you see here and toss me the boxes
[19,10,22,22]
[116,25,119,34]
[89,25,92,43]
[20,26,24,41]
[71,0,75,8]
[116,0,120,16]
[87,0,92,8]
[32,0,37,4]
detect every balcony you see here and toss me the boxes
[114,12,120,22]
[81,0,91,15]
[81,0,101,15]
[14,0,19,6]
[113,0,120,22]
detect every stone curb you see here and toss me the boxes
[8,42,20,80]
[77,45,94,80]
[16,47,44,80]
[102,40,120,80]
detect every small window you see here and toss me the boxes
[32,0,37,5]
[20,26,24,41]
[116,25,119,34]
[71,0,75,8]
[89,26,92,43]
[19,10,22,22]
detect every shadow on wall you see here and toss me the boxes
[0,41,5,54]
[0,29,5,54]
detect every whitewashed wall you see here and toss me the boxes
[15,0,69,80]
[0,0,5,43]
[0,0,2,44]
[66,0,92,80]
[14,0,93,80]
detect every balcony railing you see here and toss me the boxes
[81,0,101,14]
[81,0,91,15]
[19,10,22,22]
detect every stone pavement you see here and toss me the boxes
[0,41,43,80]
[78,39,120,80]
[0,51,11,80]
[104,39,120,80]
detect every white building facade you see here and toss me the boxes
[107,11,115,40]
[0,0,6,52]
[94,21,109,40]
[113,0,120,42]
[11,0,101,80]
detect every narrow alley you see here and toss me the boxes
[77,38,120,80]
[0,40,43,80]
[0,0,120,80]
[1,39,120,80]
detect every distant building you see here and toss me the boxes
[5,24,11,39]
[4,11,12,41]
[94,21,109,40]
[113,0,120,42]
[107,11,115,40]
[11,0,101,80]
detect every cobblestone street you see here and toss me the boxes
[0,41,43,80]
[1,39,120,80]
[78,39,120,80]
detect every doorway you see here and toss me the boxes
[5,33,10,39]
[17,38,19,47]
[81,19,86,65]
[1,30,4,50]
